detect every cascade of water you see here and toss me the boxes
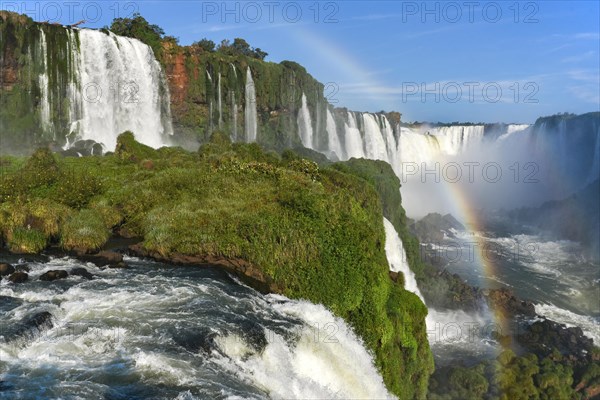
[74,29,172,150]
[244,67,257,142]
[297,93,314,149]
[380,115,397,168]
[362,113,389,162]
[343,111,365,159]
[38,28,51,135]
[218,72,223,128]
[326,109,344,160]
[383,218,424,301]
[231,91,237,141]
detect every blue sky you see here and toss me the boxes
[4,1,599,123]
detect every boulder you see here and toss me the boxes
[0,263,15,276]
[39,270,69,282]
[483,288,535,317]
[8,272,28,284]
[4,311,53,342]
[70,267,93,280]
[79,250,123,267]
[108,261,128,269]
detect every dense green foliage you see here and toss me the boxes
[107,13,166,61]
[331,158,426,281]
[429,348,600,400]
[0,133,433,398]
[0,12,79,153]
[213,38,268,60]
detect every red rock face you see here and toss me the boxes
[164,50,189,105]
[1,43,20,91]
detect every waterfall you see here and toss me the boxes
[383,218,424,301]
[380,115,397,167]
[344,112,365,159]
[326,109,344,160]
[244,67,257,143]
[218,72,223,129]
[362,113,389,163]
[297,93,314,149]
[231,91,238,141]
[37,28,51,135]
[71,29,172,150]
[230,64,238,141]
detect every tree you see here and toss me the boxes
[107,13,165,59]
[193,38,216,52]
[232,38,252,56]
[253,47,268,60]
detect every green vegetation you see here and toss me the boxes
[107,13,167,61]
[0,133,433,398]
[428,348,599,400]
[60,209,110,252]
[216,38,268,60]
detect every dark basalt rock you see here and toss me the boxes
[0,263,15,276]
[483,288,535,318]
[39,270,69,282]
[516,318,595,362]
[70,267,93,280]
[238,320,268,354]
[59,139,104,157]
[78,250,123,267]
[7,272,28,284]
[15,264,30,273]
[174,328,218,353]
[108,261,128,269]
[4,311,53,342]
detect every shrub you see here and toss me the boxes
[115,131,158,162]
[61,209,110,252]
[8,227,47,253]
[26,198,73,237]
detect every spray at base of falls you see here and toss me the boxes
[383,217,495,356]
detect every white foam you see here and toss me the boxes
[534,303,600,345]
[217,296,394,399]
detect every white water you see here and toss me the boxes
[344,112,365,159]
[534,304,600,345]
[0,257,393,399]
[231,91,238,141]
[219,295,393,399]
[362,114,390,163]
[218,73,223,128]
[37,29,51,135]
[325,109,344,160]
[71,29,173,150]
[383,219,497,358]
[383,218,423,300]
[244,67,257,143]
[297,93,314,149]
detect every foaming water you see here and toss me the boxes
[0,256,393,399]
[534,304,600,345]
[382,218,496,363]
[383,218,423,299]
